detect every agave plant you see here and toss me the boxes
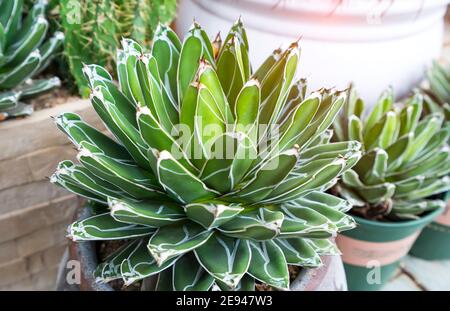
[421,61,450,120]
[60,0,177,97]
[0,0,63,120]
[51,21,361,290]
[334,86,450,220]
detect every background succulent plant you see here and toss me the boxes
[51,21,361,290]
[59,0,177,98]
[0,0,63,120]
[333,86,450,221]
[421,61,450,120]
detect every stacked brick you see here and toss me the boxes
[0,99,102,290]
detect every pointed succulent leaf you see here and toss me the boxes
[109,198,186,227]
[177,22,215,103]
[198,133,237,192]
[278,78,308,124]
[68,213,153,241]
[94,239,142,283]
[294,90,346,150]
[172,253,215,291]
[252,48,282,81]
[54,112,133,163]
[247,241,289,290]
[296,200,355,232]
[50,160,128,203]
[218,208,284,240]
[3,14,48,67]
[194,83,227,163]
[140,54,179,131]
[402,113,443,163]
[391,200,445,218]
[259,43,299,132]
[399,93,422,136]
[77,141,164,200]
[364,87,394,134]
[216,274,255,291]
[302,191,352,213]
[274,238,322,267]
[152,23,181,102]
[277,93,321,151]
[185,201,244,229]
[229,131,258,190]
[0,50,41,88]
[385,133,412,169]
[16,77,60,98]
[90,85,150,170]
[266,158,348,203]
[155,269,174,291]
[34,31,64,75]
[348,115,363,142]
[0,90,20,110]
[235,148,299,202]
[137,105,193,171]
[279,203,337,238]
[198,60,234,124]
[395,176,450,201]
[234,79,260,137]
[305,238,341,256]
[156,151,219,204]
[120,239,179,286]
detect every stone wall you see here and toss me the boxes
[0,99,102,290]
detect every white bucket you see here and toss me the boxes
[176,0,448,105]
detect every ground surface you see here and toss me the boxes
[383,256,450,291]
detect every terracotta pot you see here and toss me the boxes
[57,207,348,291]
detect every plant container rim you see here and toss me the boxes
[352,206,444,229]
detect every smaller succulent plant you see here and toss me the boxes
[421,61,450,120]
[0,0,63,121]
[333,86,450,220]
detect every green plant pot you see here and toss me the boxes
[410,192,450,260]
[336,207,443,291]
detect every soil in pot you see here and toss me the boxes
[28,87,77,111]
[410,191,450,260]
[336,207,443,291]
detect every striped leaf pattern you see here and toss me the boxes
[334,85,450,219]
[0,0,62,120]
[60,0,177,97]
[52,20,361,290]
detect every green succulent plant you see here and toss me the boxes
[51,21,361,291]
[333,86,450,221]
[60,0,177,98]
[421,61,450,120]
[0,0,63,120]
